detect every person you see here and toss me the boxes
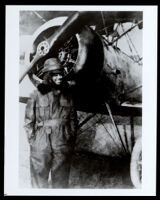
[24,58,77,188]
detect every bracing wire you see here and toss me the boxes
[120,23,133,54]
[95,114,121,150]
[100,11,108,36]
[121,23,142,63]
[32,11,47,23]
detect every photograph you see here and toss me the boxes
[5,5,157,196]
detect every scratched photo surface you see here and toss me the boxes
[19,10,142,189]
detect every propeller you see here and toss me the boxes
[19,11,84,83]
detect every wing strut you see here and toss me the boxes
[111,20,142,45]
[105,102,128,154]
[78,113,96,129]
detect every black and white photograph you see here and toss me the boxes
[5,5,157,196]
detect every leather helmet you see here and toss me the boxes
[38,58,64,79]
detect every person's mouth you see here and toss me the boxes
[57,80,62,84]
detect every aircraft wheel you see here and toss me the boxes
[130,137,142,188]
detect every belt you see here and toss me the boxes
[37,119,69,127]
[36,119,69,135]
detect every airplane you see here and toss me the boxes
[19,11,142,188]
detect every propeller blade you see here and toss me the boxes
[19,12,84,83]
[19,52,44,83]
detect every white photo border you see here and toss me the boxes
[5,5,157,196]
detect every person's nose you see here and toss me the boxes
[57,74,62,79]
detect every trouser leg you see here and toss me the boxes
[51,151,73,188]
[30,151,52,188]
[29,127,53,188]
[49,123,76,188]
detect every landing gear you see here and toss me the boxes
[130,137,142,188]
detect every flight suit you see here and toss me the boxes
[24,88,77,188]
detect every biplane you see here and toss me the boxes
[19,11,142,188]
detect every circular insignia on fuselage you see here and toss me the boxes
[37,40,50,56]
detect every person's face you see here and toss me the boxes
[51,72,63,85]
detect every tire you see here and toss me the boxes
[130,137,142,188]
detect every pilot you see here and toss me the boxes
[24,58,77,188]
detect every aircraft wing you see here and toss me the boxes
[19,96,142,117]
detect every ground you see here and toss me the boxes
[19,147,133,189]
